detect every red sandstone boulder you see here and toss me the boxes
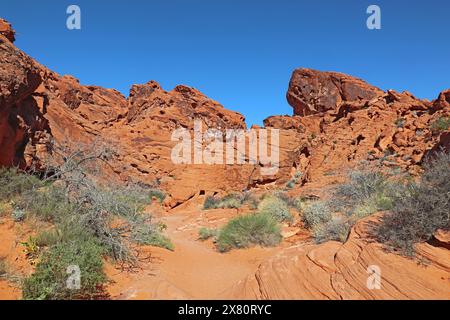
[287,68,383,116]
[0,19,15,43]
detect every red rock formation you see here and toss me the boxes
[287,68,383,116]
[0,27,45,167]
[0,18,448,204]
[276,70,450,187]
[0,19,15,43]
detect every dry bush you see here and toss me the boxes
[377,151,450,255]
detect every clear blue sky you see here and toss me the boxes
[3,0,449,126]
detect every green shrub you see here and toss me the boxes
[203,196,218,209]
[216,213,281,252]
[203,193,243,209]
[17,185,74,222]
[285,171,302,189]
[11,208,26,222]
[285,180,296,189]
[149,189,166,203]
[273,192,297,208]
[35,229,62,248]
[312,217,352,243]
[377,151,450,255]
[0,202,8,217]
[0,168,42,202]
[198,227,218,241]
[301,168,399,243]
[331,169,390,214]
[430,116,450,133]
[129,215,174,251]
[395,118,405,128]
[22,236,107,300]
[302,201,332,229]
[257,195,292,222]
[0,258,7,276]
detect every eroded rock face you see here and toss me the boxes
[0,29,44,167]
[0,19,257,204]
[287,68,383,116]
[276,70,450,187]
[0,19,15,43]
[223,215,450,299]
[1,18,449,206]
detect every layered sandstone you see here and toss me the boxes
[223,215,450,299]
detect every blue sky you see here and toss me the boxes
[3,0,449,126]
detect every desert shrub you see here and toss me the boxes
[148,189,166,202]
[273,191,297,208]
[203,193,244,209]
[430,116,450,133]
[257,195,292,222]
[11,208,26,222]
[129,215,174,251]
[301,167,398,243]
[22,235,106,300]
[0,202,8,215]
[0,258,7,276]
[2,142,173,299]
[302,201,332,229]
[285,180,296,189]
[312,217,352,243]
[377,151,450,255]
[203,196,218,209]
[35,229,62,248]
[331,169,390,214]
[216,213,281,252]
[285,171,302,189]
[395,118,406,128]
[0,168,42,202]
[198,227,218,241]
[17,184,74,222]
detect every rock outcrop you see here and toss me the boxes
[0,28,45,167]
[0,19,15,43]
[287,68,383,116]
[273,69,450,188]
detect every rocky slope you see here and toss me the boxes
[266,68,449,190]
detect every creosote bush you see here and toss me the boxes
[377,151,450,256]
